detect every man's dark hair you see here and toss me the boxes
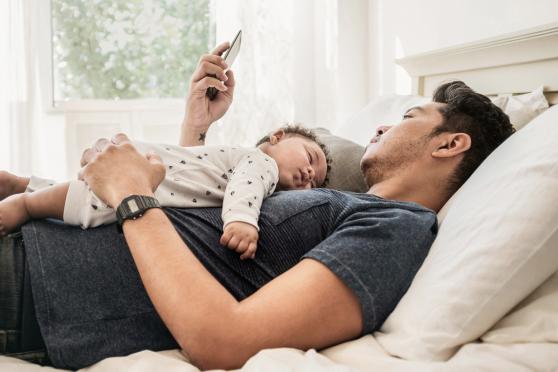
[256,123,332,187]
[431,80,515,195]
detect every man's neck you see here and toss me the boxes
[367,177,447,212]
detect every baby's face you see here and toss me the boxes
[268,136,327,190]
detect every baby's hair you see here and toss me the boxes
[256,123,332,187]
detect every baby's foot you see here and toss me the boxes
[0,171,29,200]
[0,194,31,237]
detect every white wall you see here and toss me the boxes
[369,0,558,97]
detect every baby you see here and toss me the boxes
[0,124,330,260]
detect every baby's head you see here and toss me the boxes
[256,124,331,190]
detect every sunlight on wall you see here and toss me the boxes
[370,0,558,96]
[394,36,411,94]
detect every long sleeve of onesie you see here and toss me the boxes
[221,149,279,230]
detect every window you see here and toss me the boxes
[51,0,215,103]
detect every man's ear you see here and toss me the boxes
[270,129,285,145]
[432,133,471,158]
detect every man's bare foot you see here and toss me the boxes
[0,171,30,200]
[0,194,31,237]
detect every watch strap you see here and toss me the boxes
[116,195,161,232]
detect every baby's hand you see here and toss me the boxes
[220,221,258,260]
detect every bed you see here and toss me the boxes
[2,22,558,371]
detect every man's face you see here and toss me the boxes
[360,102,446,187]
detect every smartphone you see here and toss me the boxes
[206,30,242,100]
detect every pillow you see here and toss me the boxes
[375,104,558,361]
[313,128,368,193]
[334,94,429,146]
[336,88,548,148]
[491,87,549,130]
[481,269,558,344]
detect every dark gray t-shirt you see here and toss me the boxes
[22,188,437,369]
[164,188,438,334]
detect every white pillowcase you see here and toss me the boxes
[335,94,429,146]
[491,87,549,130]
[482,269,558,344]
[374,104,558,361]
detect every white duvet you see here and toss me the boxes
[2,337,556,372]
[3,270,557,372]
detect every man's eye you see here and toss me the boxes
[308,152,313,163]
[403,114,412,119]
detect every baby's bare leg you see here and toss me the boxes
[24,182,69,219]
[0,171,30,200]
[0,182,69,236]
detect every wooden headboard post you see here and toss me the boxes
[396,22,558,104]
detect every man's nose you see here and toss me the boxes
[376,125,392,136]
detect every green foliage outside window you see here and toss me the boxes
[52,0,213,100]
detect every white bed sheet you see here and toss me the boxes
[2,336,557,372]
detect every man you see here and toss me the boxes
[6,43,514,370]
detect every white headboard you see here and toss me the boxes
[396,22,558,105]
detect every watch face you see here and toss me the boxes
[128,199,139,213]
[117,195,161,229]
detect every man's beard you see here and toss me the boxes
[361,136,428,187]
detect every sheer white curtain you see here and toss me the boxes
[0,0,65,180]
[207,0,369,146]
[0,0,35,173]
[207,0,297,146]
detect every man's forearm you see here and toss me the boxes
[122,208,238,364]
[179,119,207,146]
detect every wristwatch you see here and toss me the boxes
[116,195,161,233]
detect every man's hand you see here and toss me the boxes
[220,221,258,260]
[78,133,165,208]
[181,42,236,146]
[80,137,111,167]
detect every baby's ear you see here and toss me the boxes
[270,129,286,144]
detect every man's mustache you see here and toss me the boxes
[363,135,381,154]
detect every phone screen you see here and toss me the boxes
[223,30,242,67]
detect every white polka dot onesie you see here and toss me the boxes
[27,142,279,230]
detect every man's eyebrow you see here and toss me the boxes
[404,106,426,114]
